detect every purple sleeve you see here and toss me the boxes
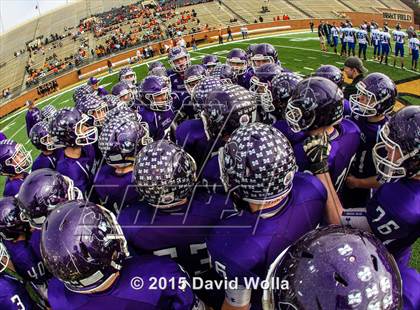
[0,277,36,310]
[32,153,56,171]
[3,179,23,197]
[0,131,6,141]
[398,265,420,310]
[97,87,109,97]
[57,160,90,194]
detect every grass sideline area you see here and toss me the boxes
[1,31,419,270]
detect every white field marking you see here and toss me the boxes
[8,123,27,140]
[25,139,31,145]
[192,50,227,59]
[1,30,313,123]
[303,67,314,70]
[294,59,302,62]
[1,121,15,133]
[308,56,316,59]
[336,62,344,65]
[213,50,230,55]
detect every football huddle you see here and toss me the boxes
[0,43,419,310]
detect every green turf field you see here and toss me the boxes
[0,31,419,269]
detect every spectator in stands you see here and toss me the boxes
[343,56,368,100]
[2,88,11,99]
[259,16,264,23]
[318,21,327,52]
[227,26,233,41]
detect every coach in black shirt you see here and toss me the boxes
[343,57,368,100]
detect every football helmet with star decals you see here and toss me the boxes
[219,123,297,205]
[29,121,56,151]
[138,75,173,111]
[262,225,402,310]
[133,140,197,208]
[184,64,207,95]
[201,84,257,140]
[0,196,30,240]
[202,54,220,74]
[271,72,303,117]
[75,94,108,127]
[119,67,137,86]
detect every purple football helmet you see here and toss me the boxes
[76,94,108,127]
[41,200,129,293]
[373,106,420,182]
[138,75,172,111]
[49,107,98,147]
[202,54,220,73]
[102,94,123,111]
[184,64,207,95]
[350,73,397,117]
[29,121,56,152]
[286,77,344,133]
[147,61,165,72]
[192,76,226,113]
[133,140,197,208]
[41,104,57,123]
[118,67,137,85]
[210,64,235,84]
[17,168,83,229]
[201,84,257,140]
[271,72,303,117]
[99,116,152,167]
[314,64,344,87]
[168,46,191,73]
[111,81,135,106]
[73,84,94,104]
[104,103,140,126]
[263,225,402,310]
[247,43,279,70]
[219,123,296,205]
[226,48,248,75]
[0,196,30,240]
[0,139,32,176]
[250,63,283,113]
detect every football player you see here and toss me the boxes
[199,84,257,193]
[206,123,326,310]
[285,77,361,191]
[87,77,109,97]
[392,24,407,68]
[249,63,283,121]
[371,23,382,61]
[40,104,57,123]
[0,241,47,309]
[136,75,175,141]
[380,27,392,65]
[226,48,253,89]
[356,24,369,60]
[202,54,220,74]
[111,81,135,107]
[167,47,191,109]
[73,84,95,104]
[29,121,59,170]
[43,200,203,309]
[247,43,279,71]
[0,197,50,286]
[262,225,402,310]
[25,100,42,137]
[175,76,226,166]
[17,168,83,260]
[119,140,232,308]
[0,139,31,197]
[181,64,207,119]
[343,73,397,207]
[95,113,151,213]
[75,94,108,128]
[210,63,236,84]
[49,107,97,195]
[102,94,124,111]
[302,106,420,309]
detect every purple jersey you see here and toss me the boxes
[343,99,352,116]
[137,105,175,141]
[93,164,140,213]
[273,120,306,145]
[399,265,420,310]
[29,229,42,261]
[56,145,96,194]
[206,173,326,309]
[168,70,189,110]
[3,176,25,197]
[47,255,200,310]
[25,108,42,136]
[176,119,214,167]
[3,240,49,284]
[236,67,254,89]
[293,119,361,190]
[200,153,225,194]
[0,273,38,310]
[0,131,6,141]
[367,179,420,260]
[342,116,388,208]
[96,87,109,97]
[118,191,233,276]
[32,153,56,171]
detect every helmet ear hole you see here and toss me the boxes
[333,272,349,287]
[371,255,379,271]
